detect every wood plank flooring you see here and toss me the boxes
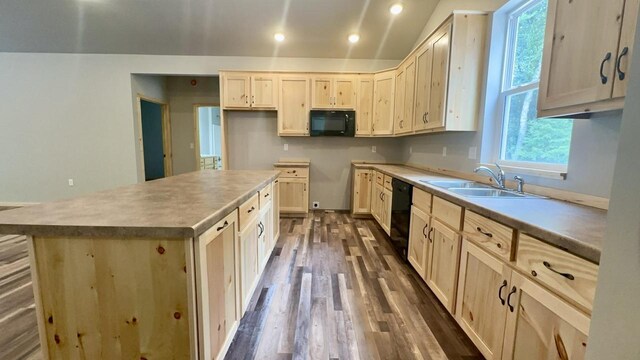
[225,211,483,360]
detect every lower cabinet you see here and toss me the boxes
[279,177,309,214]
[426,218,461,312]
[408,205,431,280]
[239,216,260,312]
[371,182,383,223]
[457,240,591,360]
[197,210,239,360]
[381,186,392,235]
[258,203,273,271]
[272,179,280,244]
[352,169,373,215]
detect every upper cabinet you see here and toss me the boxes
[414,41,434,132]
[394,56,416,135]
[372,70,396,135]
[356,75,374,136]
[278,75,310,136]
[538,0,639,117]
[222,73,278,109]
[311,75,357,109]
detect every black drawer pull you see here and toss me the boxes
[247,206,255,213]
[600,52,612,84]
[617,46,629,80]
[264,193,270,198]
[422,224,429,238]
[498,280,507,305]
[543,261,575,280]
[476,227,493,238]
[216,221,229,231]
[507,286,517,312]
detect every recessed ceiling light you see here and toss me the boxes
[348,34,360,44]
[274,33,285,42]
[389,3,403,15]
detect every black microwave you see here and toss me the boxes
[309,110,355,137]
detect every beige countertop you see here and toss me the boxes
[0,170,279,239]
[354,163,606,264]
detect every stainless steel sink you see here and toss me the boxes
[448,188,527,198]
[422,180,493,189]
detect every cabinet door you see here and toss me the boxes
[427,218,461,312]
[334,77,357,109]
[539,0,624,111]
[456,240,511,360]
[393,67,406,134]
[240,218,260,312]
[352,169,372,214]
[356,77,374,135]
[414,42,434,132]
[408,205,431,280]
[251,75,278,108]
[428,26,451,130]
[501,272,590,360]
[272,179,280,242]
[223,74,251,108]
[312,77,333,108]
[257,207,272,271]
[403,57,416,134]
[279,177,308,213]
[372,71,395,135]
[612,0,639,98]
[381,187,392,235]
[278,76,310,136]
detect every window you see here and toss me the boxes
[497,0,573,171]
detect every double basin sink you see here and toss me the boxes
[421,180,538,199]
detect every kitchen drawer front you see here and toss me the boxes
[412,187,432,214]
[277,167,309,179]
[259,183,272,209]
[239,193,260,230]
[463,211,514,261]
[201,210,238,243]
[375,171,384,186]
[383,175,393,190]
[432,196,462,230]
[516,234,599,313]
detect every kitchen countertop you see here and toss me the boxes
[354,163,606,264]
[0,170,279,239]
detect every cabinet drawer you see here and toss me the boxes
[375,171,384,186]
[383,175,393,190]
[463,211,514,261]
[239,193,260,230]
[200,210,238,243]
[277,167,309,178]
[432,196,462,230]
[516,234,599,313]
[412,187,432,214]
[259,183,272,209]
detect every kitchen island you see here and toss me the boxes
[0,170,280,360]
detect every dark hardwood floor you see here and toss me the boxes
[225,211,483,360]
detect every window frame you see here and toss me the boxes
[493,0,570,174]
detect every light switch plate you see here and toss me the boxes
[372,146,377,153]
[284,144,289,151]
[189,143,194,149]
[442,146,447,157]
[468,146,477,160]
[68,179,74,186]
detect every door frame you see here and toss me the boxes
[193,103,226,170]
[136,95,173,179]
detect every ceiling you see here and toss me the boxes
[0,0,440,60]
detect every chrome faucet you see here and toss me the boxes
[474,163,506,189]
[514,176,525,194]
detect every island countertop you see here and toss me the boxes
[0,170,279,239]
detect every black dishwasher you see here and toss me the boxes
[390,178,413,261]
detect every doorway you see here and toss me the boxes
[138,97,172,181]
[194,105,223,170]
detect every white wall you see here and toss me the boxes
[0,53,398,202]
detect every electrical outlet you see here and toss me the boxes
[409,146,413,154]
[189,143,194,149]
[312,201,320,209]
[442,146,447,157]
[372,146,377,153]
[284,143,289,151]
[68,179,74,186]
[468,146,477,160]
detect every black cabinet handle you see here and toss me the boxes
[216,221,229,231]
[600,52,612,84]
[428,227,434,242]
[507,286,517,312]
[247,206,255,213]
[543,261,575,280]
[258,222,264,237]
[498,280,507,305]
[422,224,429,238]
[476,227,493,238]
[616,46,629,80]
[264,193,270,198]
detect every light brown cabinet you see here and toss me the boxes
[352,169,373,215]
[278,178,308,214]
[222,73,278,109]
[370,180,391,235]
[538,0,639,117]
[371,182,383,224]
[278,75,310,136]
[257,204,272,271]
[272,179,280,242]
[394,56,416,135]
[427,25,451,131]
[372,70,395,135]
[311,75,356,109]
[239,215,260,312]
[408,205,431,280]
[414,41,434,132]
[356,76,374,136]
[426,218,461,312]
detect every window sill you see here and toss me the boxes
[480,163,567,180]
